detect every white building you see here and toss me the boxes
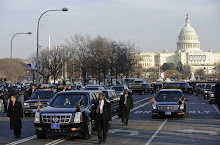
[138,14,220,74]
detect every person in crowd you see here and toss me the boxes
[3,89,10,113]
[214,81,220,110]
[7,93,23,138]
[119,89,134,126]
[63,86,67,91]
[28,85,36,97]
[93,93,112,144]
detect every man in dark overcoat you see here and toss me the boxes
[214,81,220,110]
[119,89,134,125]
[93,93,112,144]
[7,94,23,138]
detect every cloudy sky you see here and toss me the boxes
[1,0,219,59]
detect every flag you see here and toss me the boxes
[36,96,41,112]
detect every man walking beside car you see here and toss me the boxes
[119,89,134,126]
[93,93,112,144]
[7,93,23,138]
[214,81,220,110]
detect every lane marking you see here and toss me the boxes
[134,97,151,104]
[5,135,37,145]
[45,136,72,145]
[212,104,220,115]
[176,129,217,136]
[145,119,168,145]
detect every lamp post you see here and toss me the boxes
[36,7,68,87]
[10,32,32,83]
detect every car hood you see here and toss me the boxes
[154,102,179,105]
[40,106,78,114]
[25,99,51,103]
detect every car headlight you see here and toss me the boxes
[35,112,40,123]
[24,103,29,106]
[152,104,157,109]
[120,92,124,95]
[180,104,184,110]
[204,91,208,93]
[211,94,214,98]
[74,112,82,123]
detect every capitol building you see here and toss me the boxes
[138,14,220,75]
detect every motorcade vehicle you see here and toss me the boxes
[101,89,120,113]
[142,84,154,94]
[195,83,206,96]
[179,82,193,95]
[128,84,143,95]
[201,83,214,99]
[24,89,54,116]
[110,85,129,96]
[163,82,193,95]
[151,89,188,119]
[34,90,101,139]
[208,85,215,104]
[84,87,105,90]
[41,84,58,94]
[86,85,108,89]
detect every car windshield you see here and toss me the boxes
[50,94,88,108]
[85,87,99,90]
[142,84,151,87]
[211,86,215,92]
[112,87,124,91]
[31,91,53,99]
[205,85,212,89]
[181,83,190,87]
[156,92,182,102]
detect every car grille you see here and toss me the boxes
[45,128,69,133]
[157,105,179,111]
[42,113,72,124]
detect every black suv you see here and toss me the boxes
[142,84,154,94]
[24,90,54,117]
[34,90,101,139]
[151,89,188,119]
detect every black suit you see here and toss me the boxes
[119,93,134,125]
[7,101,23,137]
[214,82,220,110]
[93,99,112,143]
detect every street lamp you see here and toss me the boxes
[10,32,32,83]
[36,7,68,87]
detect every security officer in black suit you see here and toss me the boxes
[119,89,134,125]
[93,93,112,144]
[7,94,23,138]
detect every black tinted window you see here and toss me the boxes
[50,94,88,108]
[156,92,182,102]
[112,87,124,91]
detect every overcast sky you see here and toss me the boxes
[1,0,219,59]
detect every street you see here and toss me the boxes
[0,93,220,145]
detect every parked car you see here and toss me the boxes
[85,87,105,90]
[195,83,206,96]
[101,89,120,113]
[24,89,54,116]
[86,85,108,89]
[151,89,188,119]
[34,90,101,139]
[208,85,215,104]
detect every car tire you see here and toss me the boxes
[36,133,46,139]
[182,114,186,118]
[152,114,156,119]
[25,113,30,117]
[82,117,92,139]
[209,100,212,104]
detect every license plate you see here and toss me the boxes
[51,124,60,129]
[165,111,171,115]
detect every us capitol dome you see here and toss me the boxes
[137,14,220,76]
